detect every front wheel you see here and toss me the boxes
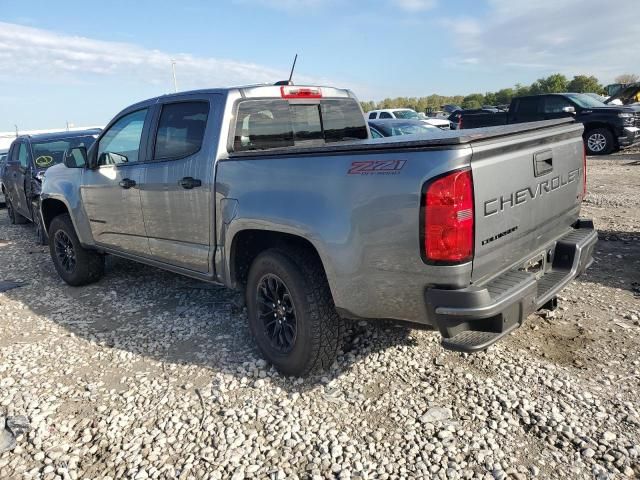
[48,214,104,286]
[585,128,614,155]
[246,248,342,376]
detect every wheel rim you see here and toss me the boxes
[54,230,76,273]
[256,274,297,354]
[587,133,607,152]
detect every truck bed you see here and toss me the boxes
[228,118,576,157]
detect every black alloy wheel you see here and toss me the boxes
[256,273,297,354]
[54,229,76,273]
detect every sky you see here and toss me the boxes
[1,0,639,131]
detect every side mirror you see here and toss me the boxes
[64,146,88,168]
[562,106,576,114]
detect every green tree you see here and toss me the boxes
[535,73,569,93]
[462,93,485,109]
[483,92,497,106]
[495,88,515,104]
[567,75,603,93]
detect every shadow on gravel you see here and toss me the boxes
[580,228,640,296]
[2,239,417,392]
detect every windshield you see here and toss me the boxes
[391,124,434,136]
[564,93,606,108]
[31,135,97,169]
[392,110,420,119]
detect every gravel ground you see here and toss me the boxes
[0,151,639,480]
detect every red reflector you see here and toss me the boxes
[423,169,474,263]
[280,86,322,99]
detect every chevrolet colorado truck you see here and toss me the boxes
[40,84,597,375]
[455,93,639,155]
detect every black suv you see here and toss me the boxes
[2,130,100,243]
[456,93,639,155]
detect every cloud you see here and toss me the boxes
[442,0,640,82]
[0,22,332,91]
[392,0,436,11]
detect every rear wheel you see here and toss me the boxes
[6,197,28,225]
[48,214,104,286]
[585,128,614,155]
[246,248,342,376]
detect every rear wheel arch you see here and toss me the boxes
[229,229,331,292]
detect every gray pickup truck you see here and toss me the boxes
[40,84,597,375]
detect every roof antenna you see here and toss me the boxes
[275,54,298,86]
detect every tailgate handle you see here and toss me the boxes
[533,150,553,177]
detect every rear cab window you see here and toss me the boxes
[154,101,209,160]
[232,97,368,152]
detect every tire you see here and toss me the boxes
[6,197,28,225]
[246,248,342,376]
[585,128,614,155]
[48,214,104,286]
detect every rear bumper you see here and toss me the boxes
[618,126,640,148]
[425,219,597,352]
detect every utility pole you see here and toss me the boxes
[171,59,178,93]
[14,124,18,137]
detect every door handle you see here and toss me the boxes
[118,178,136,189]
[179,177,202,189]
[533,150,553,177]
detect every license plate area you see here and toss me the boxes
[519,251,546,279]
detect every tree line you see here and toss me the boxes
[360,73,638,112]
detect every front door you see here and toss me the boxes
[138,97,216,273]
[81,108,151,256]
[6,142,31,218]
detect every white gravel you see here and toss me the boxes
[0,154,639,479]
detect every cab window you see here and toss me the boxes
[97,109,148,166]
[154,102,209,160]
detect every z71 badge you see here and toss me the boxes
[348,160,406,175]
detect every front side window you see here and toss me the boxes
[392,110,420,120]
[543,96,572,114]
[233,98,368,152]
[18,143,29,168]
[32,136,97,170]
[98,109,148,166]
[379,112,393,119]
[154,102,209,160]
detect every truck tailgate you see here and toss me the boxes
[470,121,585,283]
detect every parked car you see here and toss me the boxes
[0,151,8,207]
[367,108,450,129]
[368,119,438,138]
[455,93,639,155]
[41,83,595,376]
[604,82,640,106]
[2,129,100,243]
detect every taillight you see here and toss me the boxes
[280,86,322,99]
[582,143,587,198]
[421,168,474,264]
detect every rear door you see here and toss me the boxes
[81,108,151,256]
[138,95,218,273]
[470,122,585,282]
[509,97,542,123]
